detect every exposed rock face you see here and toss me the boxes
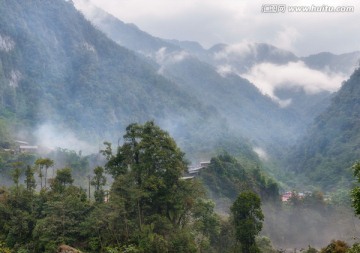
[57,245,82,253]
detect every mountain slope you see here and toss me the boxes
[73,1,309,154]
[207,42,298,73]
[287,67,360,190]
[73,0,180,56]
[160,55,302,151]
[302,51,360,75]
[0,0,228,156]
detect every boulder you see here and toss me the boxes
[57,245,82,253]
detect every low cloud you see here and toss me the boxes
[73,0,100,21]
[85,0,360,56]
[0,34,15,52]
[241,61,347,106]
[214,41,258,60]
[35,123,97,154]
[155,47,190,74]
[253,146,269,161]
[216,64,236,77]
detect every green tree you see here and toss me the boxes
[0,184,36,250]
[192,199,220,252]
[104,122,194,227]
[230,191,264,253]
[100,142,126,178]
[49,148,89,177]
[101,122,206,251]
[0,119,11,149]
[199,153,279,202]
[11,162,23,190]
[303,245,319,253]
[303,191,325,209]
[213,219,236,253]
[351,161,360,215]
[35,158,54,190]
[255,236,278,253]
[320,240,348,253]
[0,241,11,253]
[24,165,36,192]
[347,243,360,253]
[33,186,89,252]
[91,166,106,203]
[80,201,127,252]
[51,168,74,193]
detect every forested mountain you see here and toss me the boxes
[160,56,301,152]
[288,67,360,190]
[206,42,298,72]
[1,0,359,191]
[0,0,240,160]
[2,0,360,251]
[0,0,294,174]
[302,51,360,75]
[73,0,314,155]
[274,87,333,128]
[73,0,179,56]
[198,153,279,213]
[74,0,360,163]
[74,0,360,79]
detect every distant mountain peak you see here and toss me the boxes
[208,43,228,52]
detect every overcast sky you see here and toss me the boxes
[86,0,360,56]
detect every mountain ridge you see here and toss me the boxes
[0,0,233,159]
[72,0,335,154]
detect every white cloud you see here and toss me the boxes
[241,61,347,105]
[73,0,98,18]
[214,41,257,60]
[216,64,235,77]
[0,34,15,52]
[155,47,190,74]
[35,123,97,154]
[271,26,300,52]
[253,146,269,161]
[83,0,360,56]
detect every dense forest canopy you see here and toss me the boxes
[0,122,276,253]
[1,122,360,252]
[288,67,360,191]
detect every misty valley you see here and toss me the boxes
[1,0,360,252]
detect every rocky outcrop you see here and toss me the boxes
[57,245,82,253]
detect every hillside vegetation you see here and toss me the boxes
[0,122,277,253]
[0,0,230,159]
[288,67,360,190]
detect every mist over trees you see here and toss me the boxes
[287,67,360,191]
[1,0,360,252]
[1,122,360,252]
[0,122,271,253]
[0,0,239,163]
